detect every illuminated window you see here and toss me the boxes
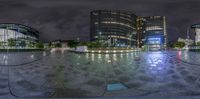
[94,22,98,25]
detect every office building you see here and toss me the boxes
[191,24,200,45]
[137,16,167,50]
[0,23,39,48]
[90,10,137,47]
[90,10,167,50]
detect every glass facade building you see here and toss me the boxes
[191,24,200,44]
[137,16,167,50]
[0,23,39,48]
[90,10,137,47]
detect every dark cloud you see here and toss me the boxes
[0,0,199,42]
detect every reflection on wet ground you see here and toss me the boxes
[0,51,200,98]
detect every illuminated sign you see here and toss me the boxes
[146,35,164,44]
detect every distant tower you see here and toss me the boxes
[187,27,190,39]
[191,24,200,45]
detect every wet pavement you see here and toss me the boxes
[0,51,200,98]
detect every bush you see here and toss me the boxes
[68,40,78,48]
[19,41,26,47]
[48,42,52,48]
[197,42,200,46]
[35,42,44,49]
[55,43,62,48]
[0,49,44,52]
[87,41,102,48]
[173,41,185,48]
[7,38,16,47]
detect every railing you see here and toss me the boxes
[188,46,200,49]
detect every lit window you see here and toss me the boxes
[94,22,98,24]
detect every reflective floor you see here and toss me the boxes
[0,51,200,98]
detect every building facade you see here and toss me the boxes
[0,23,39,48]
[137,16,167,50]
[90,10,137,47]
[191,24,200,44]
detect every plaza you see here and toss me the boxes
[0,51,200,98]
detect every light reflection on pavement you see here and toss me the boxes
[0,51,200,98]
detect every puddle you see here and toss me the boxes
[107,83,128,91]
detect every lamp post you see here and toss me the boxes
[77,37,80,42]
[185,27,190,50]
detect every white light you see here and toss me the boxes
[113,54,117,61]
[86,53,89,59]
[43,52,46,56]
[98,54,102,59]
[30,54,34,59]
[105,54,109,59]
[3,55,7,60]
[91,54,94,61]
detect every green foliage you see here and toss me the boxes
[189,43,196,46]
[0,42,2,47]
[197,42,200,46]
[55,43,62,48]
[68,40,78,48]
[28,42,34,48]
[7,38,16,47]
[48,42,52,48]
[35,42,44,49]
[78,42,88,46]
[173,41,185,48]
[19,41,26,47]
[87,41,102,48]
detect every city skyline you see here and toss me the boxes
[0,0,200,42]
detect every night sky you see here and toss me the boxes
[0,0,200,42]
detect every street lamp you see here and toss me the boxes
[77,37,80,42]
[185,27,190,50]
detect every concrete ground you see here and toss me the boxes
[0,51,200,99]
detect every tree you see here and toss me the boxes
[28,42,34,48]
[35,42,44,49]
[78,42,88,46]
[55,43,62,48]
[87,41,102,48]
[7,38,16,47]
[0,42,3,47]
[197,42,200,46]
[68,40,78,48]
[173,41,185,48]
[19,41,26,47]
[48,42,52,48]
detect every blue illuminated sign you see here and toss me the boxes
[146,34,164,45]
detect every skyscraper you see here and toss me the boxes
[90,10,167,50]
[137,16,167,50]
[90,10,137,47]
